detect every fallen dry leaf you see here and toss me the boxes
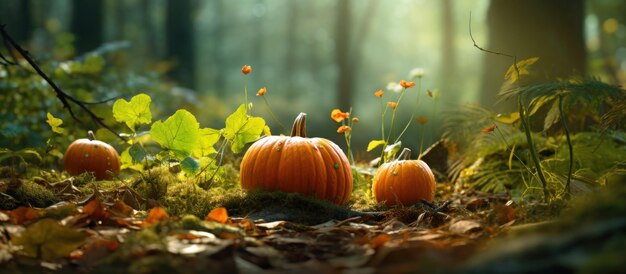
[206,207,229,224]
[449,220,482,234]
[144,207,169,225]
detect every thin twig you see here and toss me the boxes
[0,24,124,140]
[468,13,549,203]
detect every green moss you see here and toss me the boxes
[218,190,356,225]
[133,168,177,201]
[5,180,59,208]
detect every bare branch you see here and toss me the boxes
[0,24,125,140]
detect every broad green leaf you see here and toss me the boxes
[192,128,221,157]
[504,57,539,84]
[493,112,520,124]
[129,143,147,163]
[12,219,86,261]
[367,140,386,152]
[180,156,200,176]
[384,141,402,161]
[223,104,266,154]
[150,109,201,159]
[46,112,65,134]
[120,148,143,171]
[543,99,560,131]
[113,93,152,131]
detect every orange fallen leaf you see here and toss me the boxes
[369,233,391,249]
[205,207,228,223]
[481,124,497,133]
[145,207,169,225]
[7,207,40,225]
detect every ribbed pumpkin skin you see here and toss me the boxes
[64,134,121,180]
[240,113,353,205]
[372,158,435,206]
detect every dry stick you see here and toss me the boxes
[0,24,124,140]
[468,13,549,202]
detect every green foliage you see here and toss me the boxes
[150,109,201,160]
[113,93,152,132]
[45,112,65,134]
[180,156,200,176]
[223,104,265,154]
[12,218,86,261]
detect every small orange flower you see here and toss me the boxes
[481,125,497,134]
[337,125,352,134]
[351,117,359,123]
[427,89,433,97]
[241,65,252,75]
[374,90,384,98]
[256,87,267,96]
[331,108,350,123]
[399,80,415,88]
[387,102,398,109]
[415,116,429,124]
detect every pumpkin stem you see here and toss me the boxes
[397,148,412,161]
[87,130,96,141]
[290,112,307,138]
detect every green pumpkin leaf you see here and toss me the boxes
[180,156,201,176]
[121,147,143,171]
[193,128,221,157]
[46,112,65,134]
[150,109,201,159]
[367,140,386,152]
[384,141,402,161]
[223,104,265,154]
[12,219,86,261]
[129,142,147,163]
[113,93,152,132]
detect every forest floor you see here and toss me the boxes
[2,168,625,274]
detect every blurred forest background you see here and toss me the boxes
[1,0,625,158]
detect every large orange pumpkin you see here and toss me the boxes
[64,131,121,180]
[240,113,353,205]
[372,148,435,206]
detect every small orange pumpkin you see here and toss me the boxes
[240,113,353,205]
[372,148,436,206]
[64,131,121,180]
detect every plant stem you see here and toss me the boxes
[384,88,407,153]
[244,77,249,114]
[558,95,573,198]
[417,124,425,160]
[518,95,549,202]
[262,95,286,132]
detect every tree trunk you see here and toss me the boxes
[1,0,32,43]
[439,0,456,98]
[285,0,299,98]
[71,0,103,53]
[335,0,352,110]
[166,0,195,89]
[480,0,586,112]
[213,0,225,94]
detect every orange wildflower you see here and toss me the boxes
[331,108,350,123]
[415,116,430,124]
[374,90,384,98]
[427,89,433,97]
[337,125,352,134]
[256,87,267,96]
[241,65,252,75]
[351,117,359,123]
[481,125,497,134]
[399,80,416,88]
[387,102,398,109]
